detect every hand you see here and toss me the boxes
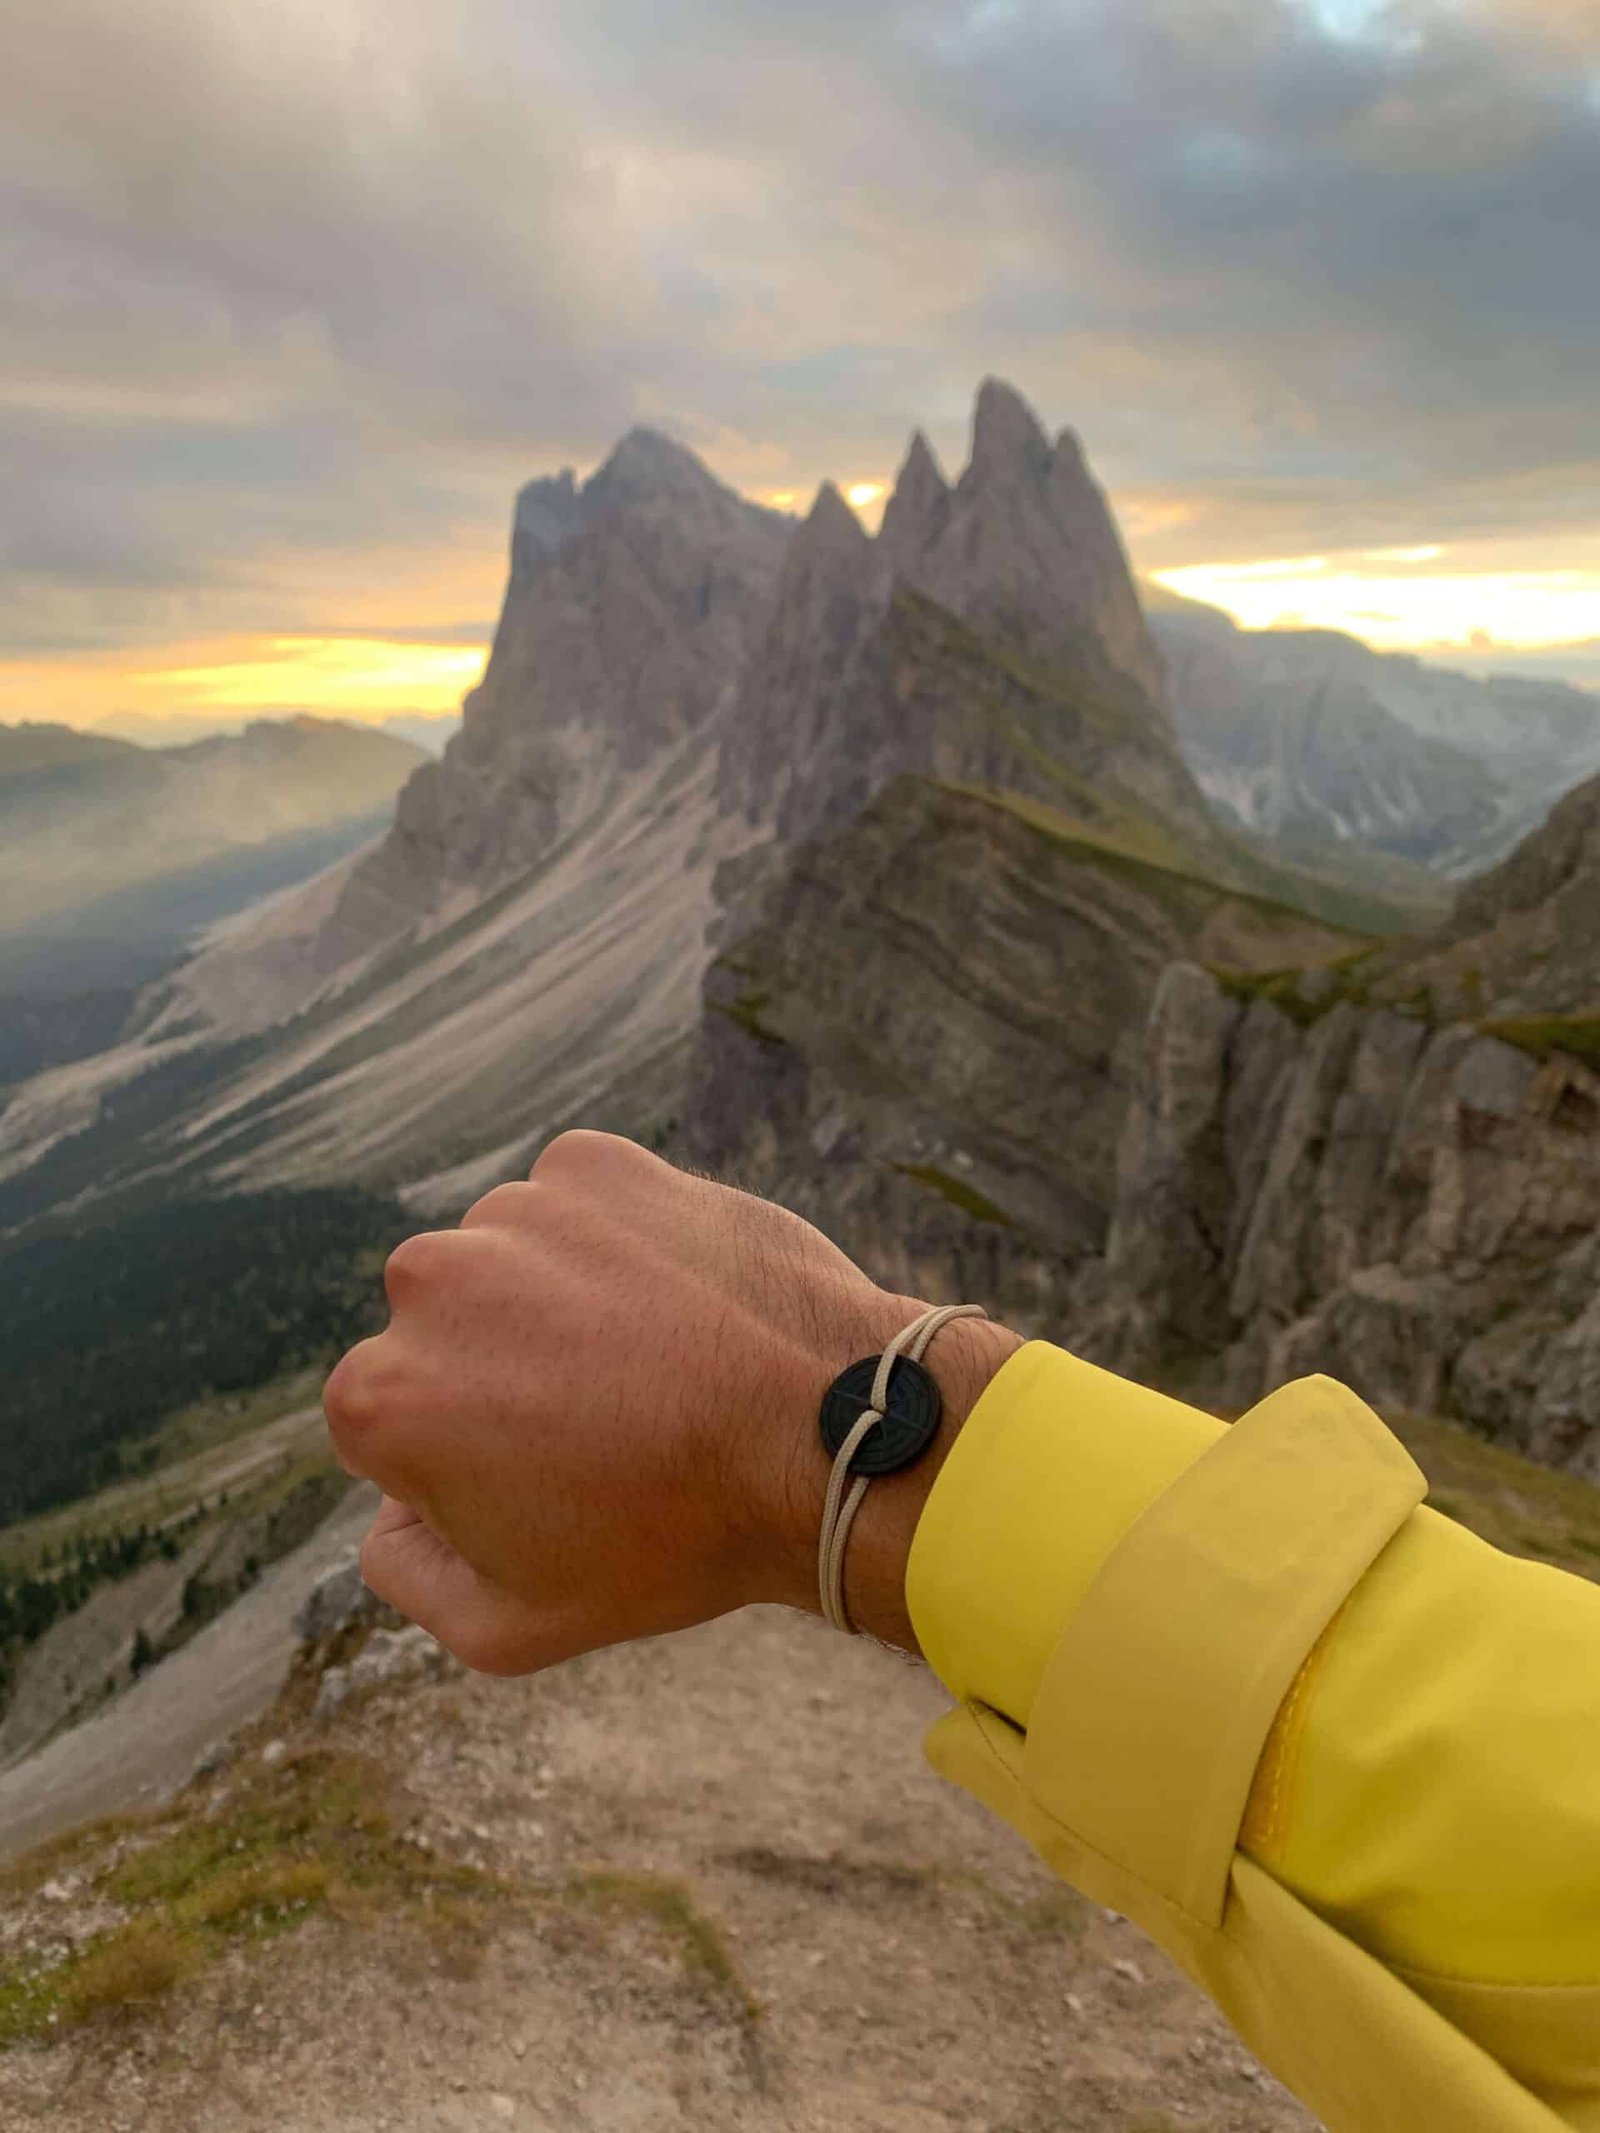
[323,1131,1020,1674]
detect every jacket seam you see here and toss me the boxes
[1243,1602,1346,1866]
[1393,1963,1600,1996]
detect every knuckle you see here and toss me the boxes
[324,1339,416,1471]
[382,1230,452,1303]
[531,1128,629,1182]
[459,1180,535,1231]
[323,1341,381,1440]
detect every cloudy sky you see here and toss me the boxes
[2,0,1597,737]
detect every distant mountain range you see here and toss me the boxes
[377,715,461,756]
[1147,584,1600,877]
[2,379,1596,1478]
[0,716,424,1081]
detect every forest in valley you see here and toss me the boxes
[0,1187,411,1527]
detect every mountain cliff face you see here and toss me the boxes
[1074,963,1600,1475]
[1150,592,1600,876]
[1068,776,1600,1471]
[681,777,1365,1326]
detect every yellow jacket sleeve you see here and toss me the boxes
[905,1342,1600,2133]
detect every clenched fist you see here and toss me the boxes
[323,1132,1019,1675]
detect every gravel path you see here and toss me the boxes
[1,1596,1316,2132]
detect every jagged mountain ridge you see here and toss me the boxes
[0,380,1244,1221]
[1148,588,1600,876]
[717,385,1211,865]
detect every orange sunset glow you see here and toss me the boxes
[0,636,490,736]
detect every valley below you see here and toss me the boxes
[0,1385,355,1780]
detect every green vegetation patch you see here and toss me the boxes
[956,784,1375,957]
[1210,947,1388,1029]
[1384,1413,1600,1582]
[710,986,788,1048]
[1480,1016,1600,1074]
[892,1162,1015,1227]
[942,778,1193,879]
[0,1749,496,2049]
[722,1844,1087,1940]
[563,1869,762,2034]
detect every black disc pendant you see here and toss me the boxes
[819,1354,943,1477]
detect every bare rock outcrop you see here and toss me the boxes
[681,777,1362,1327]
[1078,966,1600,1474]
[1404,770,1600,1016]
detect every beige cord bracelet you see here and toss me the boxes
[816,1303,988,1634]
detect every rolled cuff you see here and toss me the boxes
[906,1341,1224,1730]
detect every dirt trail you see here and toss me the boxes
[1,1599,1315,2133]
[0,1485,378,1860]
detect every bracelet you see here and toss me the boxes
[816,1302,988,1634]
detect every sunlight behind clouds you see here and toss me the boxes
[3,0,1597,713]
[140,637,488,715]
[1155,558,1600,650]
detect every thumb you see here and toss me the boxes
[358,1497,530,1674]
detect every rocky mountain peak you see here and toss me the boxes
[966,375,1054,488]
[878,430,951,570]
[581,426,727,517]
[889,379,1169,709]
[510,470,580,584]
[51,382,1209,1210]
[316,423,791,920]
[794,479,871,563]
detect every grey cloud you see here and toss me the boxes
[0,0,1595,656]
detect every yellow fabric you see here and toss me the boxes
[906,1342,1600,2133]
[908,1344,1223,1726]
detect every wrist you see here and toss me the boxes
[746,1301,1023,1652]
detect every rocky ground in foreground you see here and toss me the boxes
[0,1578,1312,2133]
